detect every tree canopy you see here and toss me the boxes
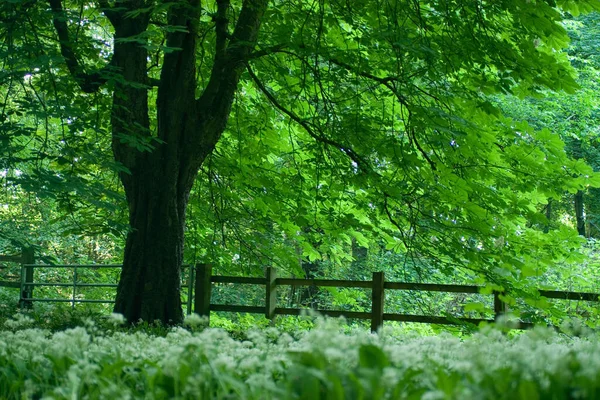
[1,0,600,323]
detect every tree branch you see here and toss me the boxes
[197,0,268,139]
[326,57,410,106]
[49,0,112,93]
[409,127,437,172]
[214,0,230,57]
[96,0,122,27]
[246,63,372,173]
[382,194,411,251]
[248,43,288,60]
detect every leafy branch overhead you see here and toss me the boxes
[2,0,600,323]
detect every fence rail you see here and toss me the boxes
[0,253,197,313]
[195,266,501,331]
[0,255,22,263]
[194,264,600,332]
[13,264,197,313]
[2,249,599,332]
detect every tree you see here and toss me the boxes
[496,12,600,238]
[51,0,267,323]
[2,0,600,324]
[0,0,126,260]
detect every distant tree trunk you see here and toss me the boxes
[351,238,368,269]
[586,188,600,238]
[287,247,303,307]
[543,198,552,234]
[297,227,322,307]
[299,260,320,308]
[575,190,586,237]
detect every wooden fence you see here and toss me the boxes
[194,264,600,332]
[0,248,35,308]
[0,253,195,312]
[2,249,600,332]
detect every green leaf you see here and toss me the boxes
[358,345,389,370]
[464,302,487,313]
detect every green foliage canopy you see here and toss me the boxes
[1,0,599,296]
[186,1,600,291]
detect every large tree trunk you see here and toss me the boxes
[114,154,190,323]
[107,10,187,323]
[110,6,204,323]
[51,0,268,324]
[110,0,267,324]
[112,35,203,322]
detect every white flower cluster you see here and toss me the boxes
[3,312,34,330]
[1,316,600,399]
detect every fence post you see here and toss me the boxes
[494,291,507,321]
[265,267,277,323]
[371,271,385,333]
[194,263,212,320]
[19,247,35,309]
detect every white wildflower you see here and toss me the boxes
[183,313,208,329]
[106,313,126,327]
[4,313,34,330]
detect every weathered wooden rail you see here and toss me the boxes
[2,249,599,332]
[194,264,600,332]
[0,249,35,307]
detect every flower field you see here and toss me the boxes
[1,314,600,399]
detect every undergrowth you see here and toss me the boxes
[1,310,599,399]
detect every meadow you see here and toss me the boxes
[1,310,600,400]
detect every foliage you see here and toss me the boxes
[1,316,600,399]
[495,12,600,237]
[2,1,600,321]
[179,3,600,311]
[0,0,127,260]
